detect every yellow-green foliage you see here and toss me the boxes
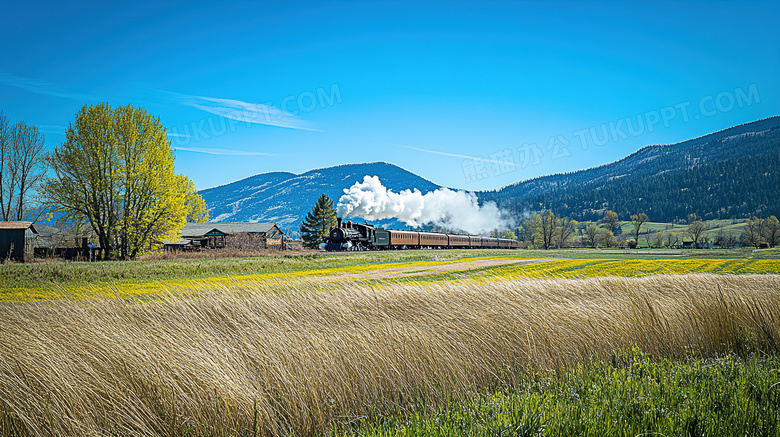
[44,103,207,260]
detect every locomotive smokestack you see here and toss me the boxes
[337,217,342,228]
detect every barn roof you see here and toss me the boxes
[181,222,281,237]
[0,221,37,232]
[163,238,193,246]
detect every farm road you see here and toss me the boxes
[332,258,554,279]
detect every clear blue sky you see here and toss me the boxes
[2,1,778,191]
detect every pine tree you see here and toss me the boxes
[299,193,337,249]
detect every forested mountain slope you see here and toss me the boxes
[479,117,780,222]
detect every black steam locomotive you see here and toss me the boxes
[324,219,519,251]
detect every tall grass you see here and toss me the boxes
[1,274,779,436]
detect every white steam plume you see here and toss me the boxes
[336,176,510,235]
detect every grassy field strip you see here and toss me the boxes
[0,256,518,301]
[3,257,780,302]
[3,248,778,294]
[1,274,779,436]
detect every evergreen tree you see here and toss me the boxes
[299,193,337,249]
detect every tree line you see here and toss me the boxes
[516,209,780,250]
[1,104,208,260]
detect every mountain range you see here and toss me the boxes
[199,117,780,234]
[480,116,780,222]
[198,162,440,234]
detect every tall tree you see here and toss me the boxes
[556,217,577,248]
[602,210,620,233]
[299,193,337,249]
[764,216,780,248]
[686,220,708,248]
[744,217,765,248]
[527,209,557,250]
[664,232,680,248]
[0,111,9,219]
[713,226,726,247]
[583,223,600,247]
[597,229,616,247]
[723,233,738,248]
[44,103,206,260]
[630,212,649,246]
[0,111,48,221]
[516,224,533,245]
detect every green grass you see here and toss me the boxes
[0,250,507,289]
[629,219,776,250]
[592,218,751,247]
[334,348,780,437]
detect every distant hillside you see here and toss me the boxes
[199,162,440,235]
[479,117,780,222]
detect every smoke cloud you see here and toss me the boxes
[336,176,510,235]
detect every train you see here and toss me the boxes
[323,219,519,251]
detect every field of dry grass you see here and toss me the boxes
[1,273,779,436]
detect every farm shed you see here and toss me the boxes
[180,222,285,250]
[33,226,100,260]
[0,221,37,262]
[162,238,195,252]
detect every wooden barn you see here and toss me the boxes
[33,225,101,260]
[0,221,37,262]
[177,222,285,250]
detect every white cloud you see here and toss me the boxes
[0,72,98,101]
[166,132,192,138]
[182,95,317,131]
[389,143,518,167]
[175,146,277,156]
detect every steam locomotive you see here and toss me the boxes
[323,219,519,251]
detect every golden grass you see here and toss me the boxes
[1,274,779,436]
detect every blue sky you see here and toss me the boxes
[1,1,778,191]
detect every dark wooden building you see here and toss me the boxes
[0,221,37,262]
[33,226,100,260]
[176,222,285,250]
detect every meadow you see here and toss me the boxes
[1,249,779,436]
[2,247,778,299]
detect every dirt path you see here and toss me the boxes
[334,258,555,279]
